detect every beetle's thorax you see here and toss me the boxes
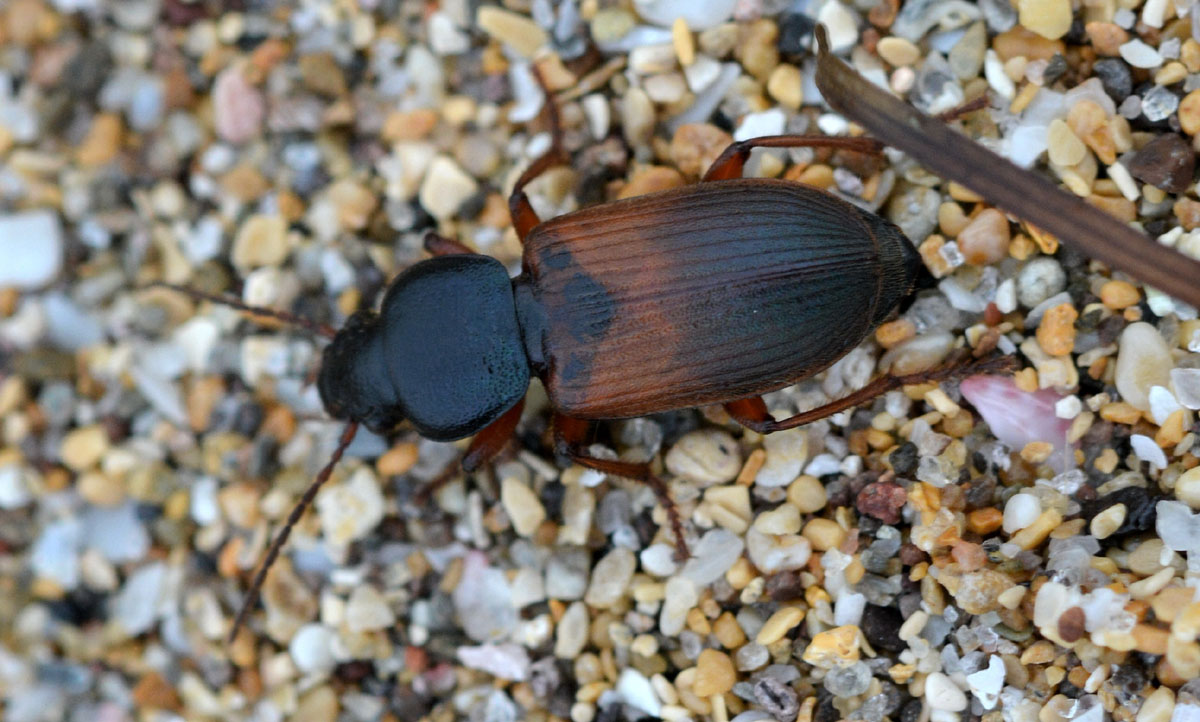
[318,254,531,441]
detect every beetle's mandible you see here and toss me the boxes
[167,46,1011,643]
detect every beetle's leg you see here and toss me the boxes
[509,65,568,242]
[725,354,1017,433]
[553,414,689,559]
[702,135,884,182]
[415,399,526,502]
[423,232,475,256]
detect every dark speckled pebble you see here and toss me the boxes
[1081,486,1157,539]
[1126,133,1196,193]
[890,442,918,476]
[1093,58,1133,101]
[778,13,816,56]
[861,604,906,652]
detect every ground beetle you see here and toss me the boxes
[165,31,1011,641]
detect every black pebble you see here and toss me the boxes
[861,604,906,653]
[1042,55,1068,85]
[890,442,918,476]
[778,13,816,56]
[1093,59,1133,101]
[899,699,924,722]
[1081,486,1157,539]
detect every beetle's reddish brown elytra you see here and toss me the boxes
[158,32,1020,644]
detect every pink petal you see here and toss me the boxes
[959,374,1075,471]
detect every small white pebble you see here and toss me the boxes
[1148,386,1182,425]
[1142,0,1169,28]
[925,672,968,712]
[1130,434,1168,469]
[984,50,1015,100]
[1108,162,1141,201]
[1054,395,1082,419]
[1171,368,1200,409]
[1120,39,1164,68]
[1003,493,1042,534]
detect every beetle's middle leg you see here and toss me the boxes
[553,413,689,560]
[509,66,569,242]
[703,135,884,182]
[724,354,1017,433]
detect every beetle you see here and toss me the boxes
[171,49,1006,642]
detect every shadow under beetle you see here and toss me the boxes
[164,35,1011,643]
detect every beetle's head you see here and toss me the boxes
[317,310,404,434]
[861,212,923,324]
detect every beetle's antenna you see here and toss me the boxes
[228,421,359,644]
[147,281,338,340]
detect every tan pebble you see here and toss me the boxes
[295,686,339,722]
[1157,62,1188,86]
[997,585,1026,610]
[1085,22,1128,56]
[1152,587,1195,623]
[1167,635,1200,677]
[766,64,803,110]
[78,472,124,506]
[1172,602,1200,641]
[1009,508,1061,549]
[938,201,970,237]
[1174,466,1200,510]
[1089,503,1126,540]
[1133,623,1170,654]
[1130,567,1175,600]
[801,625,861,667]
[327,179,377,231]
[382,108,439,142]
[875,318,916,348]
[218,482,261,528]
[501,478,546,537]
[672,17,695,66]
[787,475,827,513]
[220,164,270,202]
[132,672,182,711]
[670,123,733,178]
[1137,686,1175,722]
[1047,119,1087,166]
[693,649,736,697]
[476,6,548,58]
[877,36,921,66]
[377,442,419,476]
[298,52,346,96]
[60,425,110,471]
[957,208,1011,265]
[1036,303,1077,356]
[231,215,290,271]
[1020,440,1055,463]
[1018,0,1072,40]
[802,518,845,551]
[1100,280,1139,309]
[1180,90,1200,136]
[1176,197,1200,230]
[618,166,686,199]
[76,113,122,167]
[713,612,746,648]
[756,606,805,645]
[1087,194,1136,223]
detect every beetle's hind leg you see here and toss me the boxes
[702,135,884,182]
[725,354,1018,433]
[509,65,569,242]
[553,414,690,560]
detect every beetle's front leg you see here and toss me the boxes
[508,66,568,242]
[415,399,525,501]
[553,413,689,560]
[702,135,884,182]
